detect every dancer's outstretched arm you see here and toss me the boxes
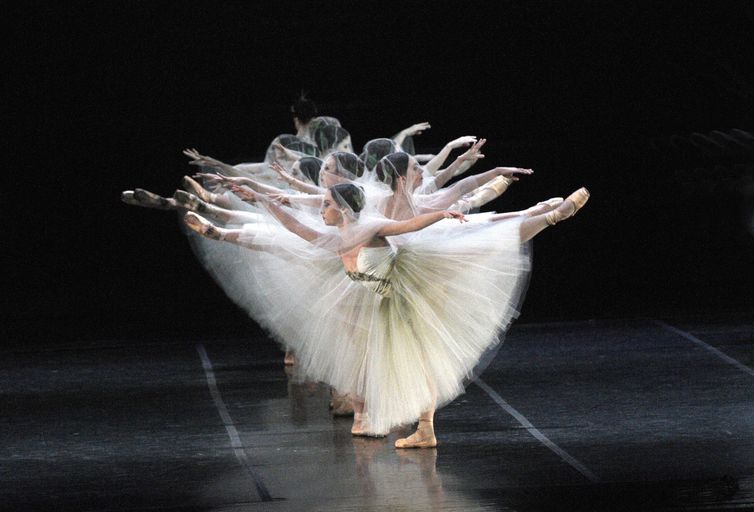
[393,121,431,150]
[377,210,465,237]
[432,139,487,188]
[195,172,283,196]
[425,167,532,210]
[265,193,324,208]
[448,166,531,197]
[269,162,322,194]
[183,148,248,177]
[424,135,477,175]
[241,189,323,242]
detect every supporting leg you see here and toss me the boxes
[395,380,438,449]
[395,409,437,449]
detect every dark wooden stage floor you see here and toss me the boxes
[3,316,753,511]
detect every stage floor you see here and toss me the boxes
[3,317,753,511]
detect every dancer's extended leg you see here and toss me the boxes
[122,189,177,210]
[182,176,233,209]
[488,197,563,222]
[174,190,264,224]
[519,188,589,242]
[183,212,241,243]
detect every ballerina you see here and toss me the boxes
[183,180,588,448]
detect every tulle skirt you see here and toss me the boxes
[236,216,531,434]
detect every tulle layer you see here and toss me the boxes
[233,216,531,434]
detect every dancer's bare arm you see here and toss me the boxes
[433,138,487,188]
[239,188,323,243]
[194,172,283,195]
[377,210,465,237]
[393,121,431,150]
[183,148,247,177]
[424,135,477,174]
[269,162,322,194]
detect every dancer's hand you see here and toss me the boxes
[443,210,467,223]
[184,148,223,169]
[403,122,431,137]
[494,167,533,181]
[193,172,239,188]
[269,162,296,183]
[272,143,298,164]
[266,193,291,206]
[229,184,260,202]
[458,138,486,163]
[447,136,477,149]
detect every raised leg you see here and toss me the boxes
[519,188,589,242]
[453,175,513,211]
[174,190,237,223]
[182,176,233,209]
[488,197,563,222]
[183,212,240,243]
[121,189,177,210]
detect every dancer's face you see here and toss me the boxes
[336,136,353,153]
[320,190,344,226]
[407,156,423,189]
[319,156,348,188]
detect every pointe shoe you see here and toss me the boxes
[351,413,384,437]
[182,175,216,203]
[394,420,437,449]
[133,188,174,210]
[283,350,296,366]
[537,197,564,210]
[482,175,513,195]
[121,191,139,206]
[544,187,589,226]
[173,189,208,213]
[183,212,224,240]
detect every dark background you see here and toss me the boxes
[6,1,754,343]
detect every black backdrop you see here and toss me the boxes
[6,1,754,343]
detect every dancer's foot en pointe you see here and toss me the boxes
[121,189,176,210]
[173,189,210,213]
[183,212,225,240]
[395,419,437,449]
[544,187,590,225]
[181,175,220,203]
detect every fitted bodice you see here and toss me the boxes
[345,246,393,297]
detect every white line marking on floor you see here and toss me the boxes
[654,320,754,378]
[475,378,600,483]
[196,344,272,501]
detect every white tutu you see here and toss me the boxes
[240,215,530,434]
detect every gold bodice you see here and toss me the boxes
[345,246,393,297]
